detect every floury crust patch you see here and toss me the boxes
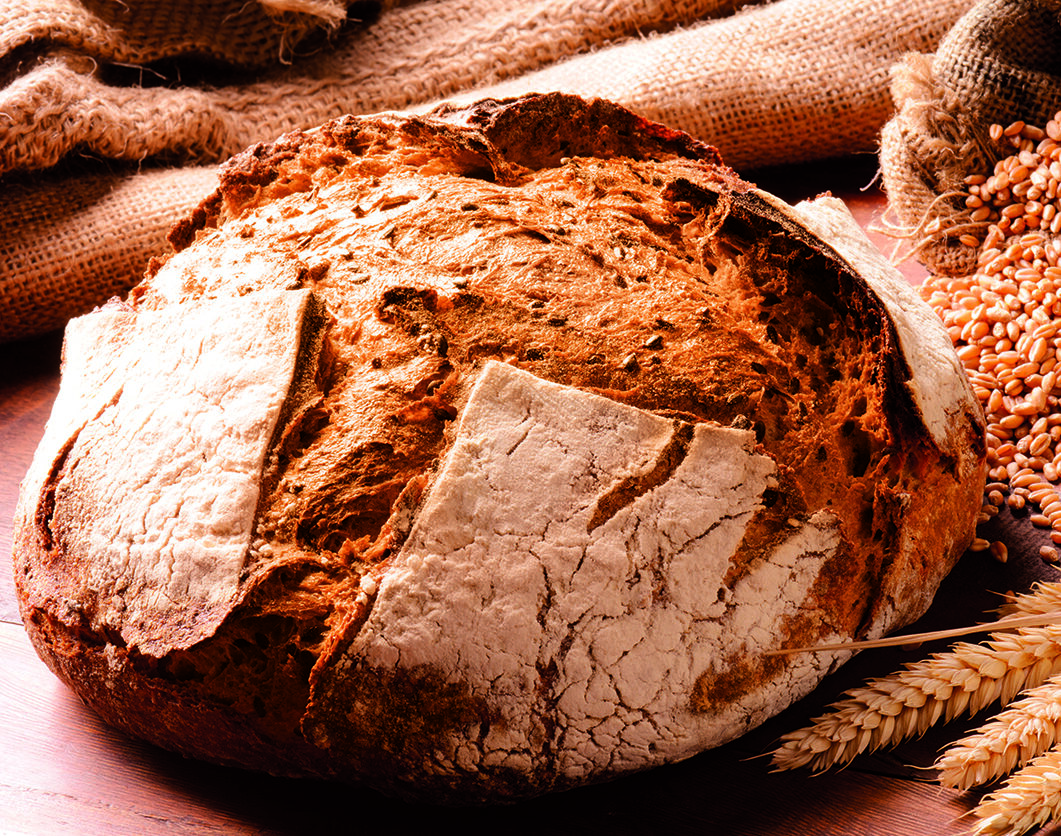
[306,361,841,783]
[19,290,320,655]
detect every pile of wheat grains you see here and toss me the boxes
[920,113,1061,566]
[768,113,1061,836]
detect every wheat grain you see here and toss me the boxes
[922,114,1061,537]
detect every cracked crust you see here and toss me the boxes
[13,93,986,802]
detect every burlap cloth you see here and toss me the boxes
[1,0,977,343]
[880,0,1061,276]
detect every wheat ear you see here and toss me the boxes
[770,625,1061,773]
[996,581,1061,619]
[935,672,1061,790]
[970,747,1061,836]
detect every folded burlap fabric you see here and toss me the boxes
[0,0,351,70]
[1,0,975,342]
[880,0,1061,276]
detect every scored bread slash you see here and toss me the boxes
[785,194,979,458]
[305,361,843,780]
[15,290,326,656]
[12,93,987,802]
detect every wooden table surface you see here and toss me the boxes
[4,156,1061,836]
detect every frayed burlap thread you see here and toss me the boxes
[0,0,976,341]
[880,0,1061,276]
[878,53,993,276]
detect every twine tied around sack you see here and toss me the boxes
[879,0,1061,277]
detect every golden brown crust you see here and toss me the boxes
[14,93,986,802]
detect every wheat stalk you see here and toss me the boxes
[771,625,1061,773]
[970,747,1061,836]
[935,672,1061,790]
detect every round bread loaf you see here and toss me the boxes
[14,94,986,802]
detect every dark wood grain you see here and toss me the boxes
[0,620,984,836]
[3,163,1056,836]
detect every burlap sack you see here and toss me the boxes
[1,164,219,342]
[0,0,768,175]
[0,0,354,68]
[880,0,1061,276]
[1,0,976,342]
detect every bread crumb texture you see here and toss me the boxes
[13,94,986,801]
